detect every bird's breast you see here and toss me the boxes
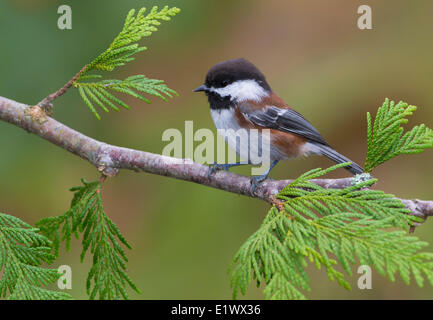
[210,108,241,131]
[210,108,275,164]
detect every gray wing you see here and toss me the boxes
[241,105,330,146]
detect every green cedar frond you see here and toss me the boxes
[73,6,180,119]
[230,164,433,300]
[0,213,71,300]
[75,75,176,120]
[36,179,139,300]
[365,98,433,172]
[81,6,180,74]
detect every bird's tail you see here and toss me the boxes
[316,145,364,175]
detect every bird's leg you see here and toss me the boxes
[250,160,279,194]
[208,162,248,177]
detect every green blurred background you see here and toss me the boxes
[1,0,432,299]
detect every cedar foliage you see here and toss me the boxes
[230,99,433,299]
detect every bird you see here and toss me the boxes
[193,58,363,192]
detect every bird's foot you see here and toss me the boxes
[250,174,270,194]
[208,163,232,177]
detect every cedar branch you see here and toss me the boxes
[0,96,432,223]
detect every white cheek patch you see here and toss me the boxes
[210,80,269,102]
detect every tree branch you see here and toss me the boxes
[37,64,87,109]
[0,96,432,223]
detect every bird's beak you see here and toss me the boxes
[193,85,208,92]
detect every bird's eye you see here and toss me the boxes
[221,80,229,87]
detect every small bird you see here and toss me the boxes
[194,58,363,192]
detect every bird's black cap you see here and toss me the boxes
[202,58,271,91]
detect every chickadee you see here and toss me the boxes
[194,58,363,192]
